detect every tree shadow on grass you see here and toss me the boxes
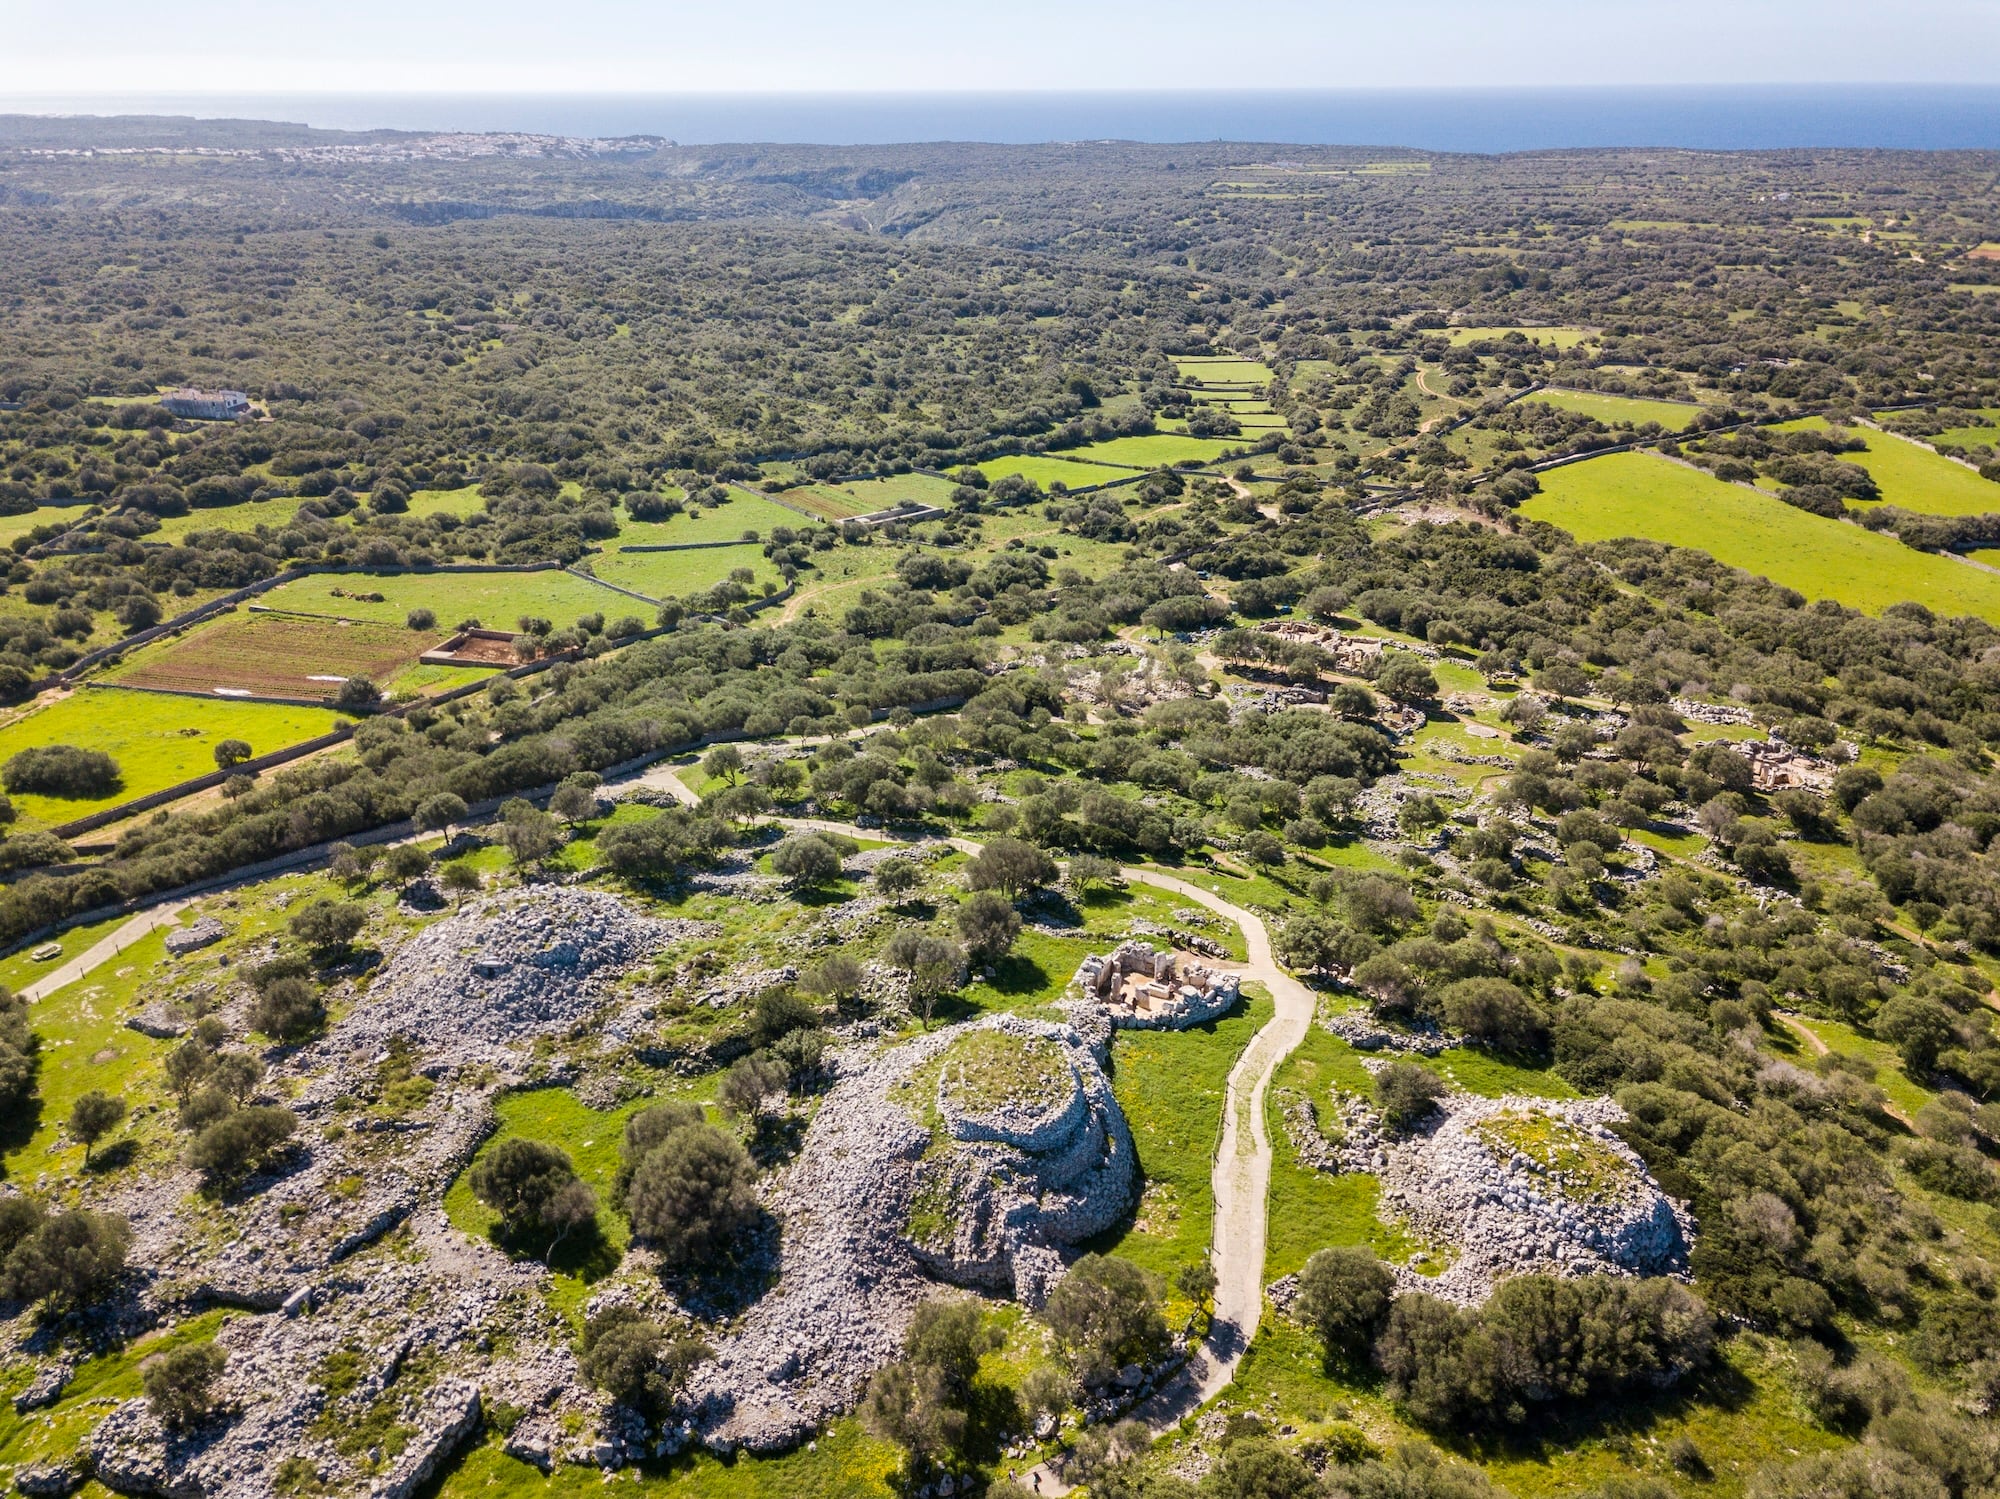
[83,1138,138,1175]
[1436,1352,1758,1466]
[985,953,1052,998]
[487,1218,621,1284]
[0,1085,41,1177]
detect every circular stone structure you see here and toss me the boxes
[1290,1088,1694,1304]
[936,1028,1088,1151]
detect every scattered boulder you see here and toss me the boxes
[164,917,226,957]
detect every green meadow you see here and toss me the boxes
[976,453,1139,490]
[0,688,341,826]
[1071,433,1237,467]
[615,493,810,545]
[1527,390,1704,430]
[1446,325,1593,349]
[1523,450,2000,622]
[1174,356,1276,385]
[583,548,780,605]
[1779,416,2000,516]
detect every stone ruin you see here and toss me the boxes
[688,1012,1135,1453]
[31,888,708,1499]
[1283,1085,1693,1305]
[1069,941,1240,1030]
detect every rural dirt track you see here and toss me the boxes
[609,769,1323,1485]
[30,770,1314,1482]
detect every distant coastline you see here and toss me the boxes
[1,85,1997,152]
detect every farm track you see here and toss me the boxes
[31,762,1315,1481]
[615,767,1315,1483]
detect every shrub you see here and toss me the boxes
[2,745,120,798]
[288,899,367,960]
[1043,1253,1169,1387]
[1295,1246,1395,1368]
[1,1208,132,1310]
[964,837,1058,898]
[955,890,1021,965]
[187,1106,296,1185]
[68,1090,126,1162]
[212,739,253,771]
[144,1342,227,1431]
[1374,1060,1447,1131]
[406,607,437,630]
[251,976,323,1041]
[580,1306,711,1418]
[1437,978,1546,1054]
[470,1138,598,1252]
[1376,1276,1713,1429]
[769,833,845,889]
[624,1120,759,1270]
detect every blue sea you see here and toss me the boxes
[4,87,2000,152]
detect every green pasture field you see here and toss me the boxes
[1523,451,2000,622]
[1972,548,2000,570]
[615,493,810,546]
[254,568,634,631]
[1446,325,1593,349]
[584,548,780,605]
[785,488,871,520]
[1908,411,2000,452]
[0,687,341,826]
[1527,389,1704,430]
[620,493,816,547]
[150,496,307,540]
[797,472,959,518]
[409,485,488,517]
[433,1421,899,1499]
[1072,433,1237,467]
[1778,416,2000,516]
[1174,356,1276,386]
[976,454,1139,490]
[1096,991,1272,1284]
[0,504,93,547]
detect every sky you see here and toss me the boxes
[2,0,1999,95]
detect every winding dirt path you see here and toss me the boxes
[629,789,1321,1483]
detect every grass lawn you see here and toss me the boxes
[1446,326,1594,349]
[1777,417,2000,517]
[0,1309,231,1478]
[1526,390,1704,430]
[1523,451,2000,622]
[440,1085,712,1326]
[976,454,1141,490]
[795,473,958,518]
[1096,991,1272,1284]
[585,548,781,605]
[150,495,309,540]
[0,687,342,827]
[255,568,636,632]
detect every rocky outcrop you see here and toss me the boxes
[164,918,226,957]
[329,887,699,1065]
[689,1013,1136,1455]
[1285,1087,1693,1304]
